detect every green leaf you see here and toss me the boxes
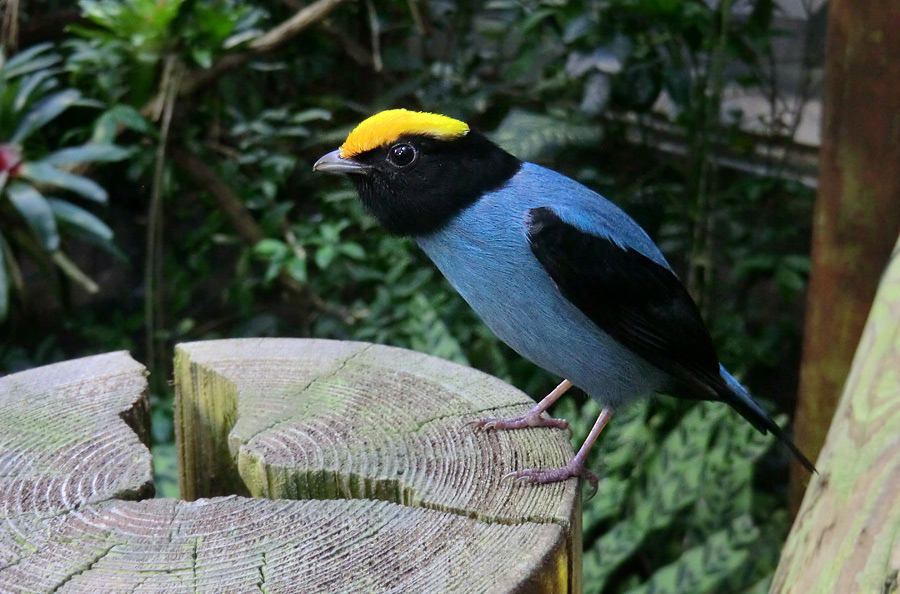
[775,265,806,296]
[51,251,98,293]
[11,89,81,143]
[583,520,650,591]
[262,259,282,284]
[193,10,231,44]
[315,245,336,269]
[18,162,108,202]
[521,8,557,32]
[582,478,628,529]
[146,0,185,30]
[624,516,758,594]
[79,0,120,29]
[191,47,214,69]
[72,97,105,109]
[286,257,307,282]
[636,403,727,523]
[47,198,114,242]
[2,43,59,78]
[39,144,132,166]
[291,108,332,124]
[252,238,288,258]
[782,254,811,274]
[339,242,366,260]
[92,105,157,143]
[733,253,777,276]
[6,182,60,252]
[14,69,59,113]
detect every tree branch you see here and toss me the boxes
[251,0,350,53]
[281,0,379,70]
[174,0,352,100]
[168,146,265,246]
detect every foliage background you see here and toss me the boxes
[0,1,823,592]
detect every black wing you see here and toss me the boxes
[527,207,818,472]
[527,206,726,400]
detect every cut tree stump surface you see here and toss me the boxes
[0,340,581,593]
[0,352,153,518]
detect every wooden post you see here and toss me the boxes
[0,341,582,593]
[770,233,900,592]
[0,352,153,516]
[175,338,582,592]
[791,0,900,509]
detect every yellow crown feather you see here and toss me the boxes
[339,109,469,158]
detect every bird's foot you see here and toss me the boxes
[504,460,599,498]
[469,410,570,432]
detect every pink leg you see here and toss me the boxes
[506,407,613,496]
[471,379,573,431]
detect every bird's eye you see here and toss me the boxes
[388,143,417,167]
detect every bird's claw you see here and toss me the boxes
[467,412,570,432]
[503,464,599,499]
[464,418,496,430]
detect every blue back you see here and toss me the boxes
[415,162,671,408]
[511,164,671,270]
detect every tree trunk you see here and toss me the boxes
[791,0,900,510]
[770,232,900,593]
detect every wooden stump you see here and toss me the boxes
[0,340,581,593]
[771,236,900,592]
[0,352,153,517]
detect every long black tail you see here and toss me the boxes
[718,366,817,473]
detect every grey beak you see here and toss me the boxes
[313,149,369,175]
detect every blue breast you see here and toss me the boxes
[415,162,670,408]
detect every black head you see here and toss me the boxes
[314,111,521,236]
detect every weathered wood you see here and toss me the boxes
[771,235,900,593]
[791,0,900,509]
[1,496,574,593]
[0,351,154,517]
[1,342,582,593]
[175,338,581,591]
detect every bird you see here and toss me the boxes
[313,108,816,491]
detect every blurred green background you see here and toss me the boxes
[0,1,826,592]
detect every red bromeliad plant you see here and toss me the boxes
[0,43,131,320]
[0,145,22,179]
